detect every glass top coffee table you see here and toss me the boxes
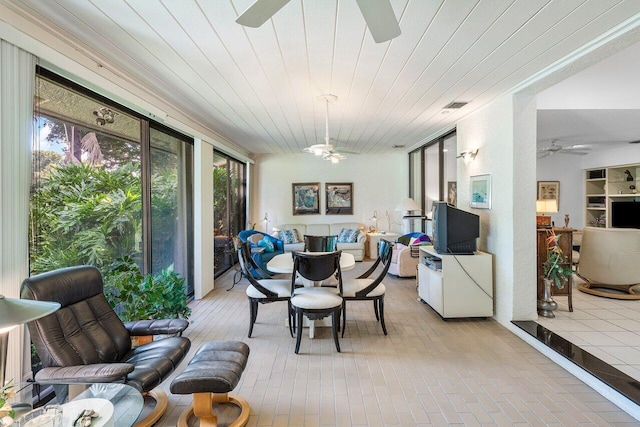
[71,383,143,426]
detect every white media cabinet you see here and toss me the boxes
[417,246,493,319]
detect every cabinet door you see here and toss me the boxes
[427,269,444,315]
[417,264,429,301]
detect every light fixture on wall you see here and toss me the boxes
[262,212,269,232]
[0,295,60,387]
[536,199,558,228]
[457,149,479,163]
[369,210,379,232]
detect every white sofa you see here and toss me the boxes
[274,223,366,261]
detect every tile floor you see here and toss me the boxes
[537,275,640,382]
[155,263,638,426]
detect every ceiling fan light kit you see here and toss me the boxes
[302,94,346,163]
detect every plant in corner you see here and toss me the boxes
[543,229,576,289]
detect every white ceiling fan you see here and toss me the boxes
[236,0,401,43]
[303,94,347,163]
[537,140,591,159]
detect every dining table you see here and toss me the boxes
[267,251,355,338]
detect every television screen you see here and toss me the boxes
[431,202,480,254]
[611,201,640,229]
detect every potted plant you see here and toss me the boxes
[104,257,191,345]
[539,229,575,317]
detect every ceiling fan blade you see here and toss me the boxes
[236,0,291,28]
[355,0,401,43]
[537,152,551,159]
[560,150,590,155]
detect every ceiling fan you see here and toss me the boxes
[303,94,347,163]
[537,140,591,159]
[236,0,401,43]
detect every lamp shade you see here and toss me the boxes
[0,295,60,333]
[535,199,558,214]
[395,198,422,212]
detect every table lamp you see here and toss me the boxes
[0,295,60,387]
[536,199,558,228]
[395,198,424,234]
[369,210,379,232]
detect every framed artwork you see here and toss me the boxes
[447,181,457,207]
[470,174,491,209]
[325,182,353,215]
[537,181,560,209]
[292,182,320,215]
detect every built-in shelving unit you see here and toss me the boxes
[585,163,640,228]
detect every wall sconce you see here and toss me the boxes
[536,199,558,228]
[369,210,379,232]
[457,149,479,162]
[262,212,269,232]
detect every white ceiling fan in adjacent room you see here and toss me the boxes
[303,94,348,164]
[235,0,401,43]
[537,139,591,159]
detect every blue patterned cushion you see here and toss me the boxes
[278,229,300,244]
[337,228,360,243]
[258,237,275,252]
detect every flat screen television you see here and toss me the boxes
[431,201,480,254]
[611,201,640,229]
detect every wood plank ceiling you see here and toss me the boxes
[4,0,640,155]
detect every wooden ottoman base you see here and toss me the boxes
[177,392,250,427]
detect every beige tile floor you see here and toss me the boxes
[156,263,638,426]
[537,275,640,382]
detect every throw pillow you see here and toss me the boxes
[257,237,274,252]
[337,228,360,243]
[279,229,300,244]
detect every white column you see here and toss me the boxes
[0,39,36,383]
[194,138,214,299]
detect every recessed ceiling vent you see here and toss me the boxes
[443,101,468,109]
[629,140,640,144]
[392,144,405,148]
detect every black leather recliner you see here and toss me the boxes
[20,265,191,426]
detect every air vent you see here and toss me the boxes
[629,140,640,144]
[443,101,468,109]
[392,144,405,149]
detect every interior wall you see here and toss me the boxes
[581,144,640,170]
[537,154,584,229]
[457,93,538,324]
[251,153,406,233]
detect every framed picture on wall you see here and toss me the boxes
[325,182,353,215]
[292,182,320,215]
[470,174,491,209]
[537,181,560,209]
[447,181,457,207]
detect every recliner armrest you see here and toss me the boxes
[124,319,189,336]
[35,363,134,384]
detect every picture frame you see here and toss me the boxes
[447,181,457,207]
[292,182,320,215]
[470,174,491,209]
[325,182,353,215]
[537,181,560,209]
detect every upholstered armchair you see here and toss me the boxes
[388,232,431,278]
[238,229,285,272]
[20,266,191,426]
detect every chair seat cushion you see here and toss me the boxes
[246,279,291,298]
[124,336,191,392]
[342,279,386,298]
[291,288,343,309]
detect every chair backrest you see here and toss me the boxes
[20,266,132,368]
[303,235,338,252]
[291,251,343,294]
[355,239,393,297]
[238,242,278,298]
